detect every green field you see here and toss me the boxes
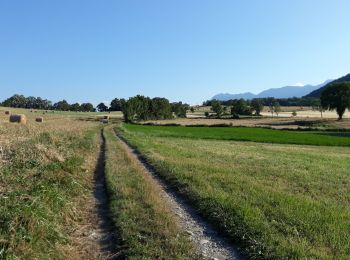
[119,123,350,258]
[123,124,350,146]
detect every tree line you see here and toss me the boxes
[1,94,96,112]
[209,99,281,118]
[203,96,320,107]
[207,82,350,120]
[1,94,190,120]
[122,95,189,122]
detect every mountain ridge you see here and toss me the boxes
[304,74,350,98]
[212,80,331,101]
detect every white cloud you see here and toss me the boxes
[292,82,305,87]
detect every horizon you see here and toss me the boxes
[1,1,350,105]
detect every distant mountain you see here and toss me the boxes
[304,74,350,98]
[212,92,256,100]
[212,80,331,101]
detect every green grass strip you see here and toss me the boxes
[123,123,350,146]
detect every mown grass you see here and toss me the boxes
[124,123,350,146]
[103,127,196,259]
[120,124,350,259]
[0,118,100,259]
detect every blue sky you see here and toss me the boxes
[0,0,349,105]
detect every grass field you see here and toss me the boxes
[119,123,350,258]
[124,123,350,146]
[0,114,101,259]
[0,109,197,259]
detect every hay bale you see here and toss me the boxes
[9,114,27,124]
[5,111,10,115]
[35,117,44,123]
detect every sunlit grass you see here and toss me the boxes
[104,127,196,259]
[123,123,350,146]
[0,114,100,259]
[120,124,350,258]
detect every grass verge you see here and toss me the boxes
[123,123,350,146]
[120,124,350,258]
[103,126,196,259]
[0,121,100,259]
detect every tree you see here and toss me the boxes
[321,82,350,120]
[211,100,223,118]
[311,99,325,118]
[172,102,189,118]
[2,94,27,108]
[269,103,274,117]
[123,95,151,122]
[97,102,108,112]
[70,103,81,111]
[54,100,70,111]
[273,102,281,116]
[251,99,264,116]
[150,97,173,120]
[230,99,251,118]
[110,98,126,111]
[122,95,176,122]
[80,103,95,112]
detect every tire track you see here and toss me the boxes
[115,131,244,260]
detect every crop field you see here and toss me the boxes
[2,107,350,259]
[145,116,350,130]
[0,110,197,259]
[124,123,350,146]
[119,123,350,258]
[0,112,102,259]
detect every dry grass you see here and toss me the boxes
[143,117,350,129]
[0,107,102,259]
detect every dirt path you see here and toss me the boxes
[116,133,244,260]
[76,130,121,260]
[90,130,121,259]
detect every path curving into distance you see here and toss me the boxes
[115,132,244,260]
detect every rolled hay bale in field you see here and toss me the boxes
[5,111,11,115]
[35,117,44,123]
[9,114,27,124]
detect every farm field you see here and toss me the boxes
[189,106,350,119]
[124,123,350,146]
[0,110,199,259]
[0,112,102,259]
[145,116,350,130]
[0,106,123,119]
[119,123,350,258]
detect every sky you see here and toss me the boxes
[0,0,350,105]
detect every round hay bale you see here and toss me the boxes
[9,114,27,124]
[35,117,44,123]
[5,111,10,115]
